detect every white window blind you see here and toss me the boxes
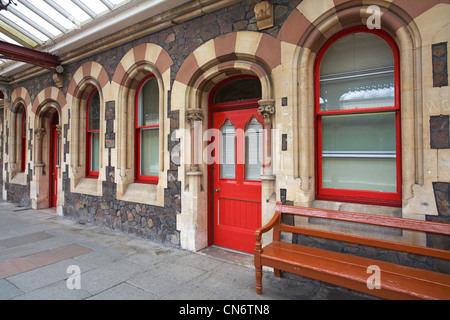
[320,32,395,111]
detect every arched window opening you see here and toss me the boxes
[135,75,159,184]
[20,107,26,172]
[86,89,100,178]
[315,27,401,206]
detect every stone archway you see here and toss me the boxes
[33,105,60,209]
[173,31,281,252]
[31,87,65,211]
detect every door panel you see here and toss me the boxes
[212,108,263,253]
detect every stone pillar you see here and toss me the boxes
[186,109,203,169]
[32,128,46,209]
[180,109,207,251]
[258,99,276,245]
[34,128,46,166]
[258,99,275,177]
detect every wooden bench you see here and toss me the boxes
[254,202,450,300]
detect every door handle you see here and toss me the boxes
[214,188,220,192]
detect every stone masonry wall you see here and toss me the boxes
[5,0,302,248]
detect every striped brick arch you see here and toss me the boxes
[10,87,32,113]
[67,61,110,102]
[277,0,437,51]
[174,31,281,103]
[32,87,66,115]
[111,42,173,90]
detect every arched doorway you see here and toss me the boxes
[49,112,60,208]
[208,76,264,253]
[33,106,60,209]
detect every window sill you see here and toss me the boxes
[10,172,27,186]
[134,178,159,185]
[121,182,159,205]
[316,194,402,208]
[72,177,102,197]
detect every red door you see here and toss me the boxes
[50,114,59,208]
[212,108,263,253]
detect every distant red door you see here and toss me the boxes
[212,108,263,253]
[50,114,59,208]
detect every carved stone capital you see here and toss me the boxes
[34,128,46,139]
[258,99,275,121]
[186,109,204,126]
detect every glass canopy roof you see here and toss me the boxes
[0,0,192,76]
[0,0,130,67]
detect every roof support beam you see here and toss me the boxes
[71,0,96,19]
[43,0,81,27]
[0,41,60,71]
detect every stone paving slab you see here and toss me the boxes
[0,231,54,249]
[0,258,37,279]
[0,200,378,301]
[24,243,93,267]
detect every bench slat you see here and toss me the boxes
[277,204,450,236]
[262,241,450,300]
[279,224,450,261]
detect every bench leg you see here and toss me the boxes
[274,269,281,278]
[255,267,263,295]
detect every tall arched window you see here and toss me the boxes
[20,107,26,173]
[135,75,159,184]
[86,89,100,178]
[315,27,401,206]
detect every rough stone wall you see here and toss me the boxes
[3,0,301,248]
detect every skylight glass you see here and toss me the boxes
[27,0,75,30]
[80,0,108,15]
[0,0,132,49]
[1,9,48,42]
[10,3,62,38]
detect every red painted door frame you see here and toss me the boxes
[49,113,59,208]
[210,107,263,253]
[207,89,263,252]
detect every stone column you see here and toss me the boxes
[34,128,46,167]
[258,99,275,177]
[181,109,207,251]
[186,109,203,170]
[32,128,46,209]
[258,99,276,245]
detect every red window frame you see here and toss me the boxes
[86,89,99,178]
[20,109,26,173]
[134,75,159,184]
[314,26,402,207]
